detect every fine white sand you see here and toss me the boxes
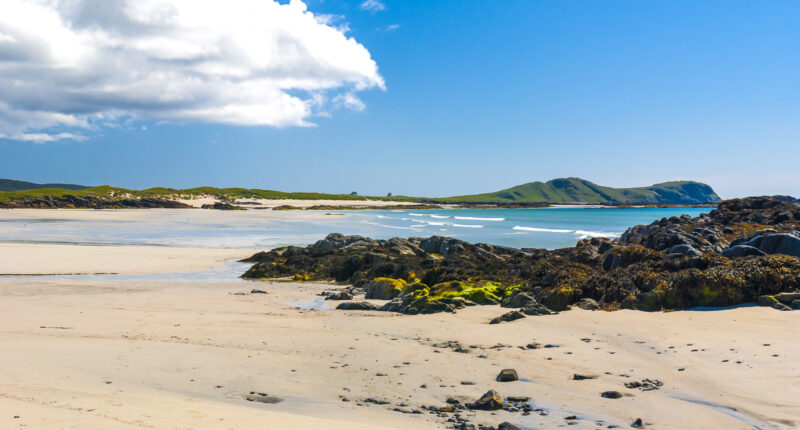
[0,243,253,275]
[1,271,798,429]
[176,196,423,208]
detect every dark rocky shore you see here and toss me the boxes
[0,194,191,209]
[242,196,800,315]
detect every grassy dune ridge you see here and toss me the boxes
[0,185,419,203]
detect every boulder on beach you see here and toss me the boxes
[335,302,379,311]
[601,391,622,399]
[496,369,519,382]
[364,278,406,300]
[490,311,526,324]
[469,389,503,410]
[325,291,354,300]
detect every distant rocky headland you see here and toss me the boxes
[0,177,722,209]
[241,196,800,317]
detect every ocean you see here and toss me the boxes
[0,207,711,250]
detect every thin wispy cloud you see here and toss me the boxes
[0,0,385,142]
[381,24,401,32]
[360,0,386,13]
[0,133,87,143]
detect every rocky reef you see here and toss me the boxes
[241,196,800,314]
[0,194,192,209]
[201,202,245,210]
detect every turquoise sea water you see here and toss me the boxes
[0,207,710,250]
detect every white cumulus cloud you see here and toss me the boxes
[0,0,385,141]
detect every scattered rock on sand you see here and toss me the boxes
[506,396,529,402]
[624,379,663,391]
[631,417,645,428]
[601,391,623,399]
[335,301,379,311]
[521,303,553,315]
[496,369,519,382]
[498,422,520,430]
[324,291,354,300]
[573,374,596,380]
[490,311,525,324]
[250,289,267,294]
[469,389,503,410]
[243,392,283,404]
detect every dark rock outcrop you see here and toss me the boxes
[0,194,191,209]
[242,196,800,314]
[201,202,245,210]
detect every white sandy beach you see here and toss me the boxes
[0,243,251,275]
[176,196,426,209]
[0,240,798,429]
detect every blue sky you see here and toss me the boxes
[0,0,798,198]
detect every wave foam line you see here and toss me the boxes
[454,216,505,221]
[430,214,450,219]
[513,226,622,238]
[574,230,621,238]
[453,223,484,228]
[360,221,416,230]
[409,213,424,217]
[513,226,573,233]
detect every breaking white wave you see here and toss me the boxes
[453,223,484,228]
[574,230,621,239]
[430,214,450,219]
[360,221,416,230]
[454,216,505,221]
[513,225,621,238]
[513,226,573,233]
[409,213,424,217]
[426,221,447,226]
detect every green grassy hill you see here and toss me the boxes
[0,179,88,192]
[0,184,417,203]
[441,178,720,204]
